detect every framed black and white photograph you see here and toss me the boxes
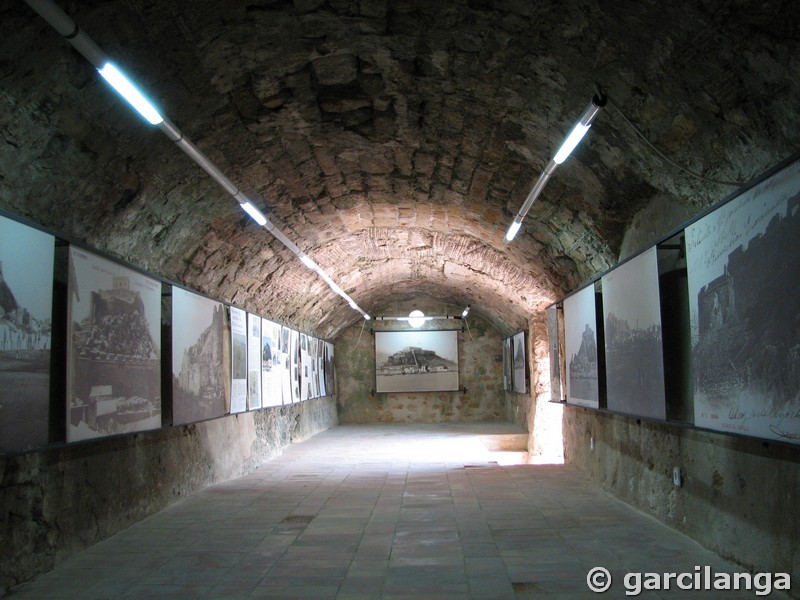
[0,216,54,454]
[563,284,600,408]
[686,157,800,443]
[512,331,527,394]
[261,318,283,407]
[229,306,247,414]
[299,333,310,402]
[67,247,161,441]
[280,325,293,405]
[172,287,229,425]
[324,341,335,397]
[502,337,512,392]
[375,330,459,393]
[289,328,300,403]
[602,247,666,420]
[317,338,327,397]
[247,312,262,411]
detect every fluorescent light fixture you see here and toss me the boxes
[349,299,359,309]
[408,310,426,328]
[461,305,471,318]
[364,314,371,320]
[240,201,267,226]
[553,123,591,164]
[97,62,163,125]
[504,93,606,245]
[299,254,317,270]
[505,220,522,242]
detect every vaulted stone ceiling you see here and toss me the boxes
[1,0,798,338]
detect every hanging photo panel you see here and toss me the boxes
[686,158,800,444]
[299,333,310,401]
[280,326,293,404]
[0,216,54,454]
[502,337,512,392]
[564,285,600,408]
[289,328,300,403]
[324,341,335,397]
[229,307,247,414]
[67,247,161,441]
[512,331,527,394]
[375,330,459,393]
[172,287,230,425]
[602,247,666,420]
[247,313,262,411]
[261,318,283,407]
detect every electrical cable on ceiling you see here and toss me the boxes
[348,318,368,355]
[599,84,746,187]
[463,315,476,344]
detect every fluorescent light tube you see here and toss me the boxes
[364,314,371,320]
[462,306,470,318]
[299,254,317,270]
[240,201,267,226]
[97,63,163,125]
[505,220,522,242]
[553,122,591,164]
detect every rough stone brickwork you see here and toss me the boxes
[0,397,337,594]
[1,0,800,594]
[3,1,797,339]
[335,299,512,423]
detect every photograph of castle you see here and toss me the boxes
[67,248,161,441]
[0,216,54,454]
[564,284,599,408]
[687,159,800,444]
[171,287,230,425]
[375,330,459,393]
[602,247,666,420]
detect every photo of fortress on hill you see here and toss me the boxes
[375,330,459,393]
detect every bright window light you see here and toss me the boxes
[97,63,163,125]
[408,310,426,328]
[240,201,267,226]
[505,220,522,242]
[553,123,591,164]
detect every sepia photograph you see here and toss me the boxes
[602,247,666,420]
[564,284,600,408]
[172,287,230,425]
[0,216,54,454]
[375,330,459,393]
[687,158,800,443]
[67,248,161,442]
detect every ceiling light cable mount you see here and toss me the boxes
[25,0,370,321]
[505,92,607,243]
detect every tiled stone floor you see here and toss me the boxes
[7,423,790,599]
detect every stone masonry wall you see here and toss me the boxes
[0,397,337,594]
[335,301,509,423]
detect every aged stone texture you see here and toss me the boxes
[3,0,797,337]
[336,299,513,423]
[0,398,337,594]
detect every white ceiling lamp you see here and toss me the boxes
[407,310,427,328]
[505,93,606,243]
[25,0,371,322]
